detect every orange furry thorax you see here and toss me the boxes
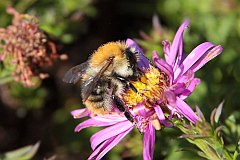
[90,42,126,67]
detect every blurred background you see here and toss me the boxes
[0,0,240,159]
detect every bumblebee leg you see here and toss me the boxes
[124,112,134,123]
[115,75,138,93]
[112,95,135,123]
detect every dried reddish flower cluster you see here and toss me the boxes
[0,7,66,87]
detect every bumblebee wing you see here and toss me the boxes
[81,76,96,102]
[62,62,88,84]
[81,57,113,102]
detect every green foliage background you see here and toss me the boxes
[0,0,240,159]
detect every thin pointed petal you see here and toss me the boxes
[175,97,200,123]
[191,45,223,72]
[126,38,150,70]
[175,70,194,84]
[154,105,173,127]
[74,118,118,132]
[71,108,89,119]
[96,127,133,160]
[88,136,114,160]
[134,104,155,118]
[143,123,155,160]
[173,37,183,71]
[88,127,133,160]
[162,40,171,62]
[179,78,201,100]
[90,121,133,150]
[152,51,173,83]
[93,115,127,123]
[126,38,144,54]
[174,42,215,79]
[170,83,186,94]
[164,90,176,107]
[168,19,190,67]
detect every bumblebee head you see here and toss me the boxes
[89,41,141,79]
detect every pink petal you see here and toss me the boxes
[74,118,119,132]
[143,123,155,160]
[164,90,176,107]
[162,40,171,62]
[190,45,223,72]
[71,108,89,119]
[170,83,186,94]
[154,104,173,127]
[88,136,114,160]
[93,114,127,123]
[167,104,175,120]
[88,127,133,160]
[175,97,200,123]
[175,70,194,84]
[90,121,134,150]
[126,38,150,70]
[126,38,144,54]
[173,36,184,71]
[179,78,201,100]
[171,70,195,94]
[134,103,155,118]
[168,19,190,67]
[152,51,173,84]
[174,42,215,79]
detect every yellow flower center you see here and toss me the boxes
[122,66,169,108]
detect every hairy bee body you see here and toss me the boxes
[82,77,113,114]
[63,41,141,116]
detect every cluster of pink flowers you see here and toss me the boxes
[71,20,223,160]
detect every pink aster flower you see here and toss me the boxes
[71,107,155,160]
[71,20,223,160]
[152,19,223,124]
[124,20,223,127]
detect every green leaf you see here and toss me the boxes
[0,76,13,85]
[215,101,224,123]
[196,151,210,159]
[2,141,40,160]
[233,139,240,160]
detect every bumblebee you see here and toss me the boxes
[63,41,142,123]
